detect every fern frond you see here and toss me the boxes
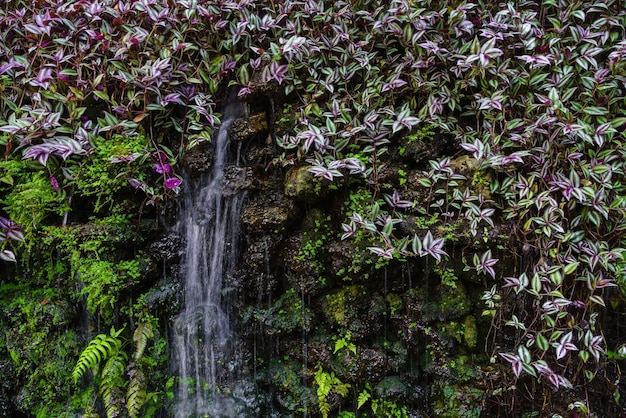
[132,321,153,361]
[357,389,371,409]
[72,333,122,383]
[127,368,147,418]
[99,349,127,418]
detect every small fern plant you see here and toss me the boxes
[72,326,124,384]
[127,322,154,418]
[73,322,153,418]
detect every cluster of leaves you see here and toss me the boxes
[237,0,626,413]
[0,214,24,262]
[73,322,154,418]
[2,0,626,414]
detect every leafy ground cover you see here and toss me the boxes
[1,0,626,416]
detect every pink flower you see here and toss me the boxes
[153,163,172,174]
[165,177,182,189]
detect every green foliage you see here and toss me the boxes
[127,368,148,418]
[79,257,143,315]
[243,288,312,334]
[334,331,357,356]
[0,158,67,233]
[0,284,85,416]
[357,389,371,410]
[1,0,626,415]
[72,327,124,384]
[73,320,155,418]
[70,134,148,213]
[314,365,351,418]
[371,398,407,418]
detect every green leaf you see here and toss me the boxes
[93,89,110,101]
[536,333,549,351]
[589,294,605,307]
[357,389,371,409]
[582,106,608,116]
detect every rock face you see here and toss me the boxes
[0,107,511,417]
[229,113,268,142]
[215,112,493,417]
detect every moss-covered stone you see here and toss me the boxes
[243,288,312,335]
[431,382,484,418]
[322,286,387,339]
[405,282,472,323]
[284,166,329,203]
[241,191,298,234]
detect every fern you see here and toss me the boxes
[126,368,148,418]
[314,365,351,418]
[357,389,371,410]
[72,328,123,383]
[132,321,153,361]
[99,349,127,418]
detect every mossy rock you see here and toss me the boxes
[284,165,329,204]
[374,375,409,400]
[242,288,312,335]
[437,315,478,350]
[405,282,471,323]
[266,360,316,415]
[241,191,298,234]
[322,286,385,337]
[323,285,368,328]
[431,382,484,418]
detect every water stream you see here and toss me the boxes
[172,94,246,417]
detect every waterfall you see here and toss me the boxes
[173,93,245,418]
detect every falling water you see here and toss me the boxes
[173,93,245,418]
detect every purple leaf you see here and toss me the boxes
[50,175,59,192]
[0,250,16,263]
[368,246,394,259]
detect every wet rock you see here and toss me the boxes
[282,234,327,296]
[223,166,254,195]
[397,130,451,165]
[306,341,332,368]
[284,166,329,204]
[230,113,269,142]
[182,142,213,177]
[405,282,471,323]
[449,155,492,199]
[146,232,182,263]
[136,276,181,314]
[267,360,316,415]
[322,285,384,337]
[326,240,353,278]
[375,375,408,399]
[358,348,388,382]
[431,381,484,418]
[436,315,478,349]
[241,191,299,234]
[243,288,313,336]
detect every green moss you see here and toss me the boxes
[243,288,312,334]
[266,360,316,415]
[431,383,483,418]
[406,282,471,323]
[0,159,68,233]
[70,133,148,213]
[0,286,85,416]
[386,293,403,315]
[324,285,368,329]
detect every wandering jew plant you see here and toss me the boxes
[1,0,626,414]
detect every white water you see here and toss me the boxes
[173,95,245,418]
